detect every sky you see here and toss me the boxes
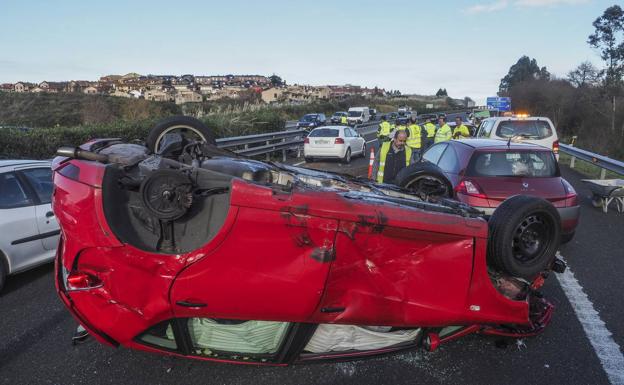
[0,0,617,104]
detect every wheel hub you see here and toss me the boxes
[512,215,549,263]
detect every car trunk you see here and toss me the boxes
[473,176,568,208]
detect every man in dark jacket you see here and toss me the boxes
[371,130,414,184]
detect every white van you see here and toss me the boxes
[347,107,370,125]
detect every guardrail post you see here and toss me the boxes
[266,140,270,161]
[570,156,575,169]
[600,168,606,180]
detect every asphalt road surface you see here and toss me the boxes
[1,129,623,385]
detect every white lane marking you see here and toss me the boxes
[293,161,306,166]
[557,254,624,385]
[366,139,378,144]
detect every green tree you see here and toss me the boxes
[588,5,624,133]
[499,56,550,94]
[269,74,284,87]
[436,88,447,97]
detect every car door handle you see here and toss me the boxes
[46,211,55,218]
[176,300,207,308]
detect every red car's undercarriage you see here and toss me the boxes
[52,118,564,365]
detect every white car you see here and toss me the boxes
[303,126,366,163]
[0,160,59,291]
[475,116,559,159]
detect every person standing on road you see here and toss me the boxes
[422,117,437,149]
[378,115,392,142]
[406,117,424,161]
[340,114,348,125]
[452,117,470,139]
[371,130,413,184]
[434,116,452,143]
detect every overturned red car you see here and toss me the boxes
[52,116,565,365]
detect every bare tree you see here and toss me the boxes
[567,61,603,88]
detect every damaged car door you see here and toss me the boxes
[170,181,339,322]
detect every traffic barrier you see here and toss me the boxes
[367,146,375,179]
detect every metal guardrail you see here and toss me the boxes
[560,143,624,178]
[215,121,381,160]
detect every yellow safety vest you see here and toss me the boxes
[423,122,436,138]
[378,121,391,137]
[340,116,348,124]
[453,124,470,138]
[376,141,412,183]
[406,124,422,149]
[434,124,453,143]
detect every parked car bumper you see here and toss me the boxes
[304,144,347,159]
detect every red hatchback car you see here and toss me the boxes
[398,139,579,243]
[52,118,566,366]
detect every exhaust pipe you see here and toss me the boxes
[57,147,109,163]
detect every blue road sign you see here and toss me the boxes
[486,97,512,111]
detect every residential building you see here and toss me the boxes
[144,89,172,102]
[261,87,287,103]
[14,82,36,92]
[83,86,98,94]
[67,80,96,93]
[39,81,68,93]
[175,91,203,104]
[110,90,131,98]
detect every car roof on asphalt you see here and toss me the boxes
[453,139,550,151]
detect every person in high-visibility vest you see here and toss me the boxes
[377,115,392,142]
[452,116,471,139]
[340,114,348,125]
[371,130,413,184]
[422,117,437,149]
[434,116,453,143]
[394,118,407,131]
[406,117,423,161]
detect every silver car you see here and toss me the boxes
[0,160,59,291]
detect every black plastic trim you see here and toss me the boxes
[11,229,61,245]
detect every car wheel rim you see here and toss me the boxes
[155,125,207,153]
[511,214,551,264]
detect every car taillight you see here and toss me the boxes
[561,178,578,206]
[455,179,487,199]
[66,270,102,291]
[552,140,559,154]
[335,138,345,144]
[304,137,310,144]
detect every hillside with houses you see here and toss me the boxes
[0,73,474,108]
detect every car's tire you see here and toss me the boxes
[561,231,575,244]
[304,157,313,163]
[361,142,367,157]
[487,195,561,280]
[342,148,352,164]
[0,254,6,293]
[395,162,453,199]
[146,116,216,154]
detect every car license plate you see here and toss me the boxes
[316,140,329,144]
